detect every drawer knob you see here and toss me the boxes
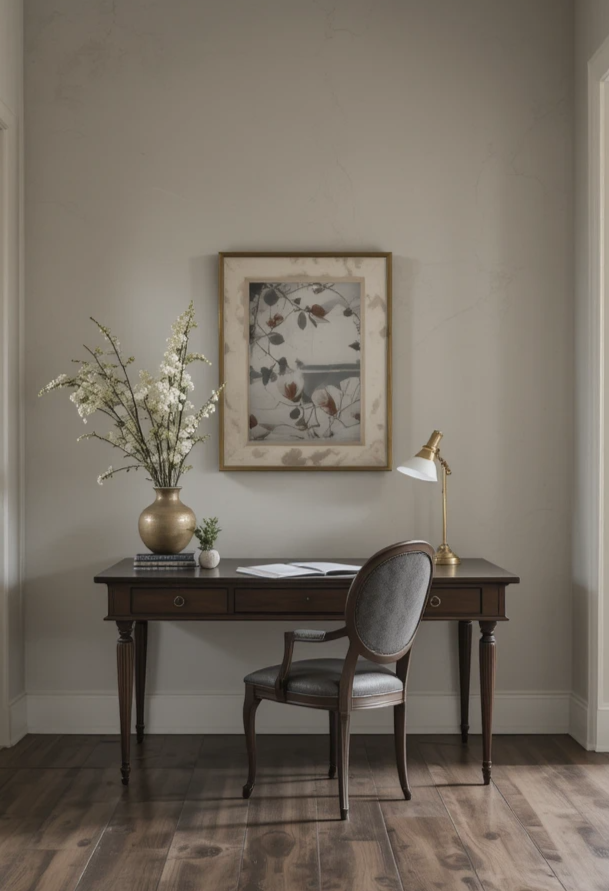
[174,595,185,607]
[429,595,441,608]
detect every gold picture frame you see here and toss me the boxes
[219,252,392,471]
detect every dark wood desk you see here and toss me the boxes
[95,557,519,786]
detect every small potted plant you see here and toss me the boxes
[195,517,221,569]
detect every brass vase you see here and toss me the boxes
[138,488,196,555]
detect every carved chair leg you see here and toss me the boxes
[338,712,351,820]
[329,711,338,779]
[394,702,411,800]
[242,684,260,799]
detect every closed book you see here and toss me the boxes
[134,560,195,566]
[135,552,195,562]
[134,564,196,570]
[133,560,195,564]
[133,561,196,568]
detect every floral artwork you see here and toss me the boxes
[220,253,392,471]
[39,302,223,486]
[248,281,362,444]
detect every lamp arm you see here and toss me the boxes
[436,451,452,475]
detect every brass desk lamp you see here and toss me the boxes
[397,430,461,566]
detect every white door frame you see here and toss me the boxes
[586,36,609,750]
[0,97,24,747]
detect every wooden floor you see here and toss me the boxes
[0,734,607,890]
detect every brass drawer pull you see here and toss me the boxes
[430,595,441,608]
[174,595,185,607]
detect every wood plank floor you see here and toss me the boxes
[0,734,607,890]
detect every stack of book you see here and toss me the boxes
[133,552,196,570]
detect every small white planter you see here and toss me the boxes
[199,549,220,569]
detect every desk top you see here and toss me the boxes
[95,557,520,586]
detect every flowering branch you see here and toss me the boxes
[39,302,224,486]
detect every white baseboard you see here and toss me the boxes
[9,693,27,745]
[25,689,572,736]
[594,706,609,751]
[569,693,590,749]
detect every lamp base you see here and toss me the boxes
[434,543,461,566]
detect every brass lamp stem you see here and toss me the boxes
[442,463,448,545]
[434,450,461,566]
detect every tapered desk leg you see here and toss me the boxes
[117,621,134,785]
[479,621,497,785]
[135,621,148,744]
[458,621,472,743]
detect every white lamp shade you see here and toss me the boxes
[397,456,438,482]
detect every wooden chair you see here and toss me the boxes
[241,540,435,820]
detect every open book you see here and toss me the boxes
[236,562,361,579]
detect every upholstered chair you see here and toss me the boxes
[241,541,435,820]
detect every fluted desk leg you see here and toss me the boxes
[479,621,497,785]
[135,621,148,744]
[458,621,472,743]
[117,621,134,785]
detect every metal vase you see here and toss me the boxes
[138,487,196,555]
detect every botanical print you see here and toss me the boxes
[248,280,363,444]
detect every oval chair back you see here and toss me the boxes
[344,540,435,664]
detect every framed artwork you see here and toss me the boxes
[218,252,392,471]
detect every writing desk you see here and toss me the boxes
[95,557,519,786]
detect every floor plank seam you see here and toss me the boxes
[415,739,488,891]
[546,758,609,836]
[489,775,571,891]
[314,766,323,891]
[69,767,126,891]
[150,767,195,891]
[362,740,406,891]
[236,768,252,891]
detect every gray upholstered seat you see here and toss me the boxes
[244,657,403,698]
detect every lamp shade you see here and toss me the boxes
[397,456,438,482]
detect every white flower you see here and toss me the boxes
[38,373,69,397]
[186,352,211,366]
[98,466,113,485]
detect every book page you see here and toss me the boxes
[236,564,320,578]
[292,562,360,575]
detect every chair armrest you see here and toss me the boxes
[275,627,348,699]
[293,628,348,642]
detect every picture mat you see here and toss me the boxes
[220,254,390,469]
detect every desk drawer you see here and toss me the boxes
[131,588,228,616]
[235,588,346,614]
[424,588,481,617]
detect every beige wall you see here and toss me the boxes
[24,0,574,733]
[0,0,24,740]
[0,0,23,115]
